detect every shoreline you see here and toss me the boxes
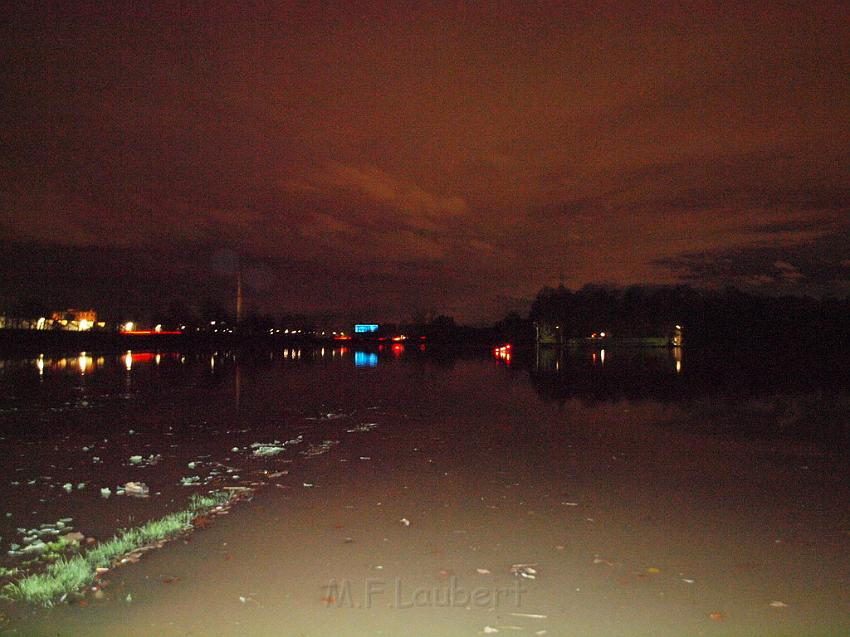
[2,490,241,607]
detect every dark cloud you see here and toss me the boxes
[1,2,848,321]
[654,224,850,294]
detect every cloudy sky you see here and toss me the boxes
[1,2,848,322]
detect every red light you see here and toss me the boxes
[122,330,182,335]
[493,343,512,365]
[392,343,403,356]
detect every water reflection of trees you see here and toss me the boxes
[524,345,850,449]
[528,346,850,400]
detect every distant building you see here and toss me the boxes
[536,320,683,348]
[51,309,97,323]
[535,321,565,345]
[50,309,98,331]
[52,309,96,323]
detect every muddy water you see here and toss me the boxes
[1,346,849,636]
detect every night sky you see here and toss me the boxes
[1,2,848,323]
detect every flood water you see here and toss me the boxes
[1,345,849,636]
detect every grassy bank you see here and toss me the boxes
[2,491,236,607]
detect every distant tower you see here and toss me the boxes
[236,263,243,324]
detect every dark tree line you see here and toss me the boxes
[526,284,850,347]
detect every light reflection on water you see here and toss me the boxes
[2,344,843,396]
[354,351,378,367]
[673,345,682,373]
[0,345,848,451]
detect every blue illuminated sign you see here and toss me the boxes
[354,324,379,333]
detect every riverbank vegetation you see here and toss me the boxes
[2,491,236,607]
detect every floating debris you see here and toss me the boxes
[306,412,348,421]
[300,440,340,457]
[510,612,547,619]
[253,445,286,457]
[346,422,378,433]
[129,454,161,467]
[248,436,303,457]
[124,482,150,497]
[20,542,47,556]
[510,564,538,580]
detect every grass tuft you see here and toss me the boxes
[2,490,236,606]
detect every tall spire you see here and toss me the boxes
[236,260,243,324]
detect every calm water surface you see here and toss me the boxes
[0,345,848,636]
